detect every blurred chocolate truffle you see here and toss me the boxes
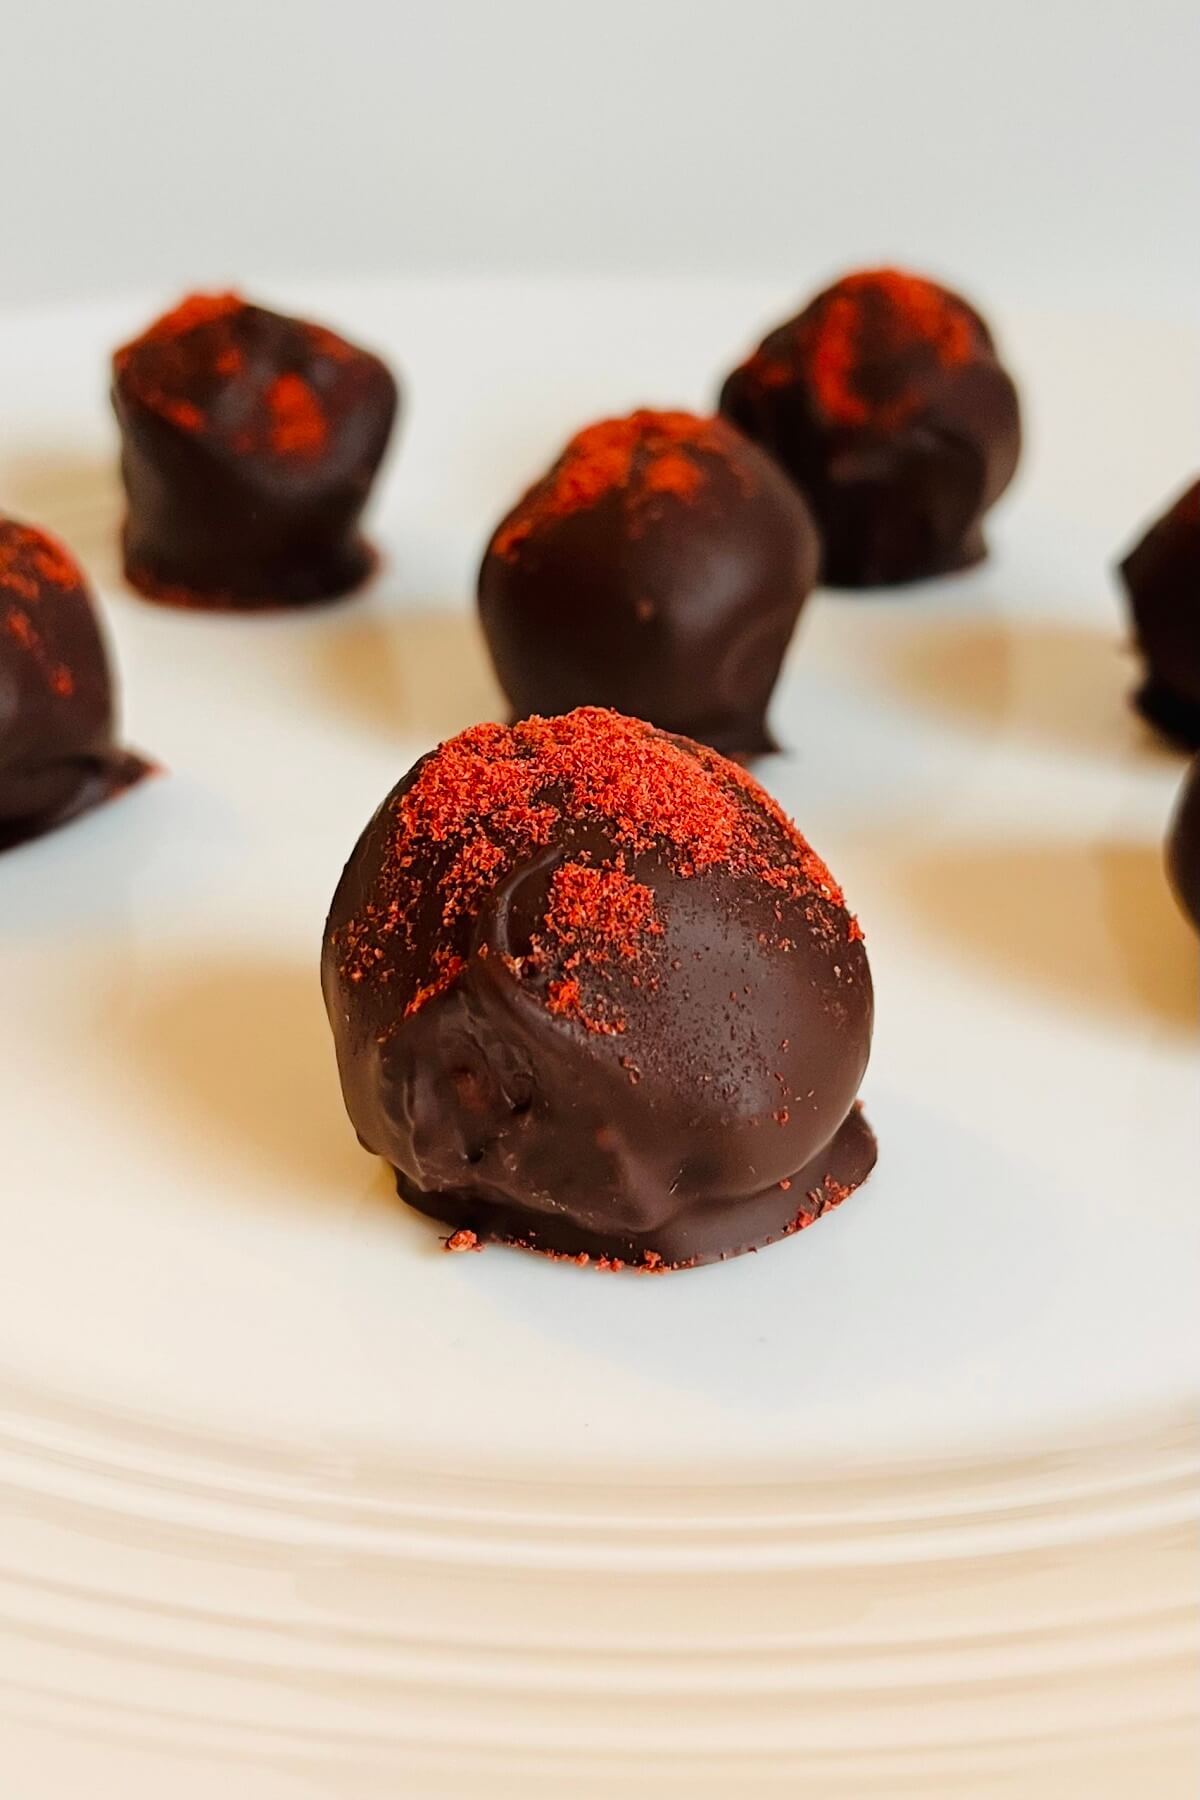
[477,410,820,756]
[112,293,398,609]
[1167,754,1200,932]
[0,516,149,850]
[322,707,875,1270]
[1119,478,1200,748]
[719,268,1021,587]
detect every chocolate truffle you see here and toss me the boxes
[1118,478,1200,748]
[322,707,875,1270]
[1167,755,1200,932]
[112,293,398,609]
[719,268,1021,587]
[0,516,149,851]
[477,410,820,756]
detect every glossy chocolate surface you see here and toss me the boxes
[1119,478,1200,748]
[719,269,1021,588]
[1167,754,1200,932]
[478,412,820,756]
[0,516,148,851]
[322,709,875,1270]
[112,293,398,609]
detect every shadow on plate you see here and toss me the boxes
[0,447,123,584]
[883,613,1177,763]
[119,953,400,1216]
[894,836,1196,1032]
[315,605,505,746]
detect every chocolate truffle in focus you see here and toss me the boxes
[1167,754,1200,932]
[0,516,149,851]
[719,268,1021,587]
[112,293,398,609]
[1119,478,1200,748]
[477,411,820,756]
[322,707,875,1271]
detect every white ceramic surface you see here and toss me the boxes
[0,279,1197,1796]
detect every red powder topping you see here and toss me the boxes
[754,268,982,430]
[266,373,327,456]
[0,522,85,700]
[543,862,661,962]
[492,411,734,560]
[112,293,248,435]
[402,953,465,1018]
[537,860,663,1033]
[334,709,860,1023]
[114,292,337,458]
[114,292,244,361]
[157,398,205,433]
[0,523,78,600]
[4,606,35,648]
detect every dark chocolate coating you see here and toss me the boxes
[1119,478,1200,749]
[322,710,875,1270]
[477,413,820,756]
[1167,754,1200,932]
[0,516,149,851]
[719,269,1021,588]
[112,294,398,609]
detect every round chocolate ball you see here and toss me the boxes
[1119,478,1200,748]
[719,268,1021,587]
[1167,754,1200,932]
[322,708,876,1271]
[112,292,398,609]
[0,515,149,851]
[477,410,820,756]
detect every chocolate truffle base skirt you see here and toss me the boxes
[1134,678,1200,752]
[391,1105,877,1272]
[121,528,378,613]
[0,749,152,854]
[821,524,987,592]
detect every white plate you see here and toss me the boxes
[0,278,1196,1797]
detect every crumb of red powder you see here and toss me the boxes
[493,411,735,560]
[786,1175,853,1235]
[267,372,327,456]
[444,1229,481,1254]
[403,953,465,1017]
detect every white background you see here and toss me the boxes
[4,0,1197,316]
